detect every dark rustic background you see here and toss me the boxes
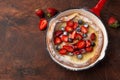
[0,0,120,80]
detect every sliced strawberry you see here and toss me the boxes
[69,31,76,39]
[73,22,79,29]
[73,51,80,55]
[39,18,48,30]
[65,26,73,32]
[81,26,88,33]
[90,33,96,41]
[61,35,68,42]
[54,30,63,37]
[63,45,74,52]
[86,40,91,47]
[47,8,58,17]
[59,48,67,55]
[75,33,83,40]
[67,20,74,27]
[35,9,44,18]
[77,40,86,49]
[86,46,93,52]
[54,37,62,45]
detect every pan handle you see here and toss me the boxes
[90,0,107,17]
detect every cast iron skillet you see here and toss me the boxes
[46,0,108,71]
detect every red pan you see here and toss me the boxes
[46,0,108,71]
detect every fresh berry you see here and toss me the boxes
[86,40,91,47]
[61,35,68,42]
[81,26,88,33]
[75,33,82,40]
[76,27,81,32]
[55,45,61,50]
[54,37,62,45]
[68,38,73,43]
[47,8,58,17]
[61,27,65,31]
[59,48,67,55]
[39,18,48,30]
[63,45,74,52]
[73,22,79,29]
[91,41,96,47]
[82,34,87,38]
[67,20,74,27]
[90,33,96,41]
[73,51,80,55]
[108,16,120,28]
[86,46,93,52]
[65,26,73,32]
[63,31,68,35]
[54,30,63,37]
[69,31,76,39]
[77,40,86,49]
[78,20,83,24]
[79,49,86,54]
[68,52,74,56]
[35,9,44,18]
[77,54,83,59]
[84,23,89,28]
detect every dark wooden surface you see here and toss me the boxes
[0,0,120,80]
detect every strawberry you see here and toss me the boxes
[73,22,79,29]
[35,9,44,18]
[61,35,68,42]
[63,45,74,52]
[86,40,91,47]
[75,33,83,40]
[67,20,74,27]
[108,16,120,28]
[65,26,73,32]
[90,33,96,41]
[69,31,76,39]
[39,18,48,30]
[86,46,93,52]
[54,30,63,37]
[77,40,86,49]
[73,51,80,55]
[47,8,58,17]
[59,48,67,55]
[54,37,62,45]
[81,26,88,33]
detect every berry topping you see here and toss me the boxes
[63,45,74,52]
[75,33,83,40]
[39,18,48,30]
[82,34,87,38]
[69,31,76,39]
[68,38,73,43]
[68,52,74,56]
[55,45,61,50]
[91,41,96,47]
[77,54,83,59]
[73,51,81,55]
[84,23,89,28]
[67,20,74,27]
[81,26,88,33]
[63,31,68,35]
[79,49,86,54]
[86,46,93,52]
[78,20,83,24]
[90,33,96,41]
[76,27,81,32]
[86,40,91,47]
[73,22,79,29]
[59,48,67,55]
[61,35,68,42]
[54,30,63,37]
[77,40,86,49]
[54,37,62,45]
[61,27,65,31]
[65,26,73,32]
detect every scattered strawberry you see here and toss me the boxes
[86,40,91,47]
[69,31,76,39]
[39,18,48,30]
[108,16,120,28]
[63,45,74,52]
[77,40,86,49]
[65,26,73,32]
[81,26,88,33]
[35,9,44,18]
[47,8,58,17]
[59,48,67,55]
[54,37,62,45]
[75,33,83,40]
[67,20,74,27]
[73,22,79,29]
[61,35,68,42]
[73,51,80,55]
[90,33,96,41]
[54,30,63,37]
[86,46,93,52]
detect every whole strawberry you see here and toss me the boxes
[35,9,44,18]
[47,8,58,17]
[108,16,120,28]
